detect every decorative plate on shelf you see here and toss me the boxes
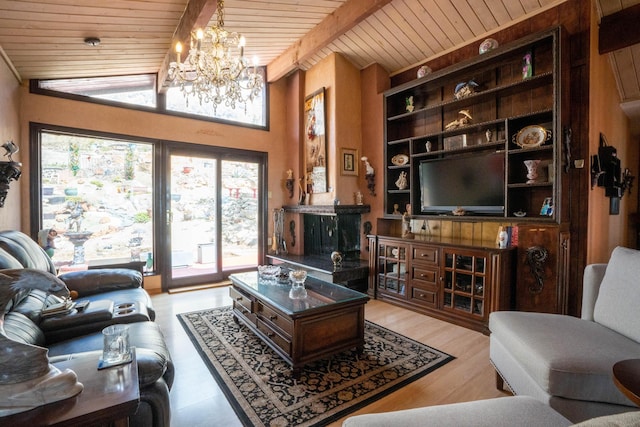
[391,154,409,166]
[512,125,552,149]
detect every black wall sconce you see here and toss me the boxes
[0,141,21,207]
[591,133,635,214]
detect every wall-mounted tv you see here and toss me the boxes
[419,151,505,215]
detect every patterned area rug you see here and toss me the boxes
[178,306,454,427]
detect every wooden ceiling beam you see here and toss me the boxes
[157,0,218,91]
[266,0,393,83]
[599,3,640,54]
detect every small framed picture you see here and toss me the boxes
[341,148,358,176]
[540,197,553,216]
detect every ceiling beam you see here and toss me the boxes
[599,3,640,54]
[266,0,393,83]
[157,0,218,91]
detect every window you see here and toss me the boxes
[37,129,154,269]
[34,69,268,128]
[38,74,157,108]
[164,66,267,127]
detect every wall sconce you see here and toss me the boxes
[0,141,21,207]
[591,134,634,215]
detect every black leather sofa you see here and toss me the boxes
[0,230,173,426]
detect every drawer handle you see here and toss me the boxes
[420,273,426,277]
[235,296,243,302]
[420,253,429,257]
[419,293,425,297]
[267,332,275,338]
[269,315,277,321]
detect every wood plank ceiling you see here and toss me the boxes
[0,0,568,81]
[0,0,638,126]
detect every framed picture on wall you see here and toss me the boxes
[341,148,358,176]
[304,88,327,193]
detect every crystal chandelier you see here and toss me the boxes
[167,0,263,112]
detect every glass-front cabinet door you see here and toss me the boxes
[377,241,407,298]
[442,249,487,319]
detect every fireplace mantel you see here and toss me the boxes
[282,204,370,215]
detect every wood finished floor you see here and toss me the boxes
[151,286,510,426]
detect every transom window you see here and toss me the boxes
[35,70,268,128]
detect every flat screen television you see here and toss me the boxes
[419,151,505,215]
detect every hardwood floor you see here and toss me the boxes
[151,286,511,426]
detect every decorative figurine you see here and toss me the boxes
[405,96,414,113]
[361,156,376,196]
[330,251,343,268]
[402,211,414,238]
[445,110,473,130]
[454,80,479,100]
[395,171,408,189]
[37,228,57,258]
[298,177,306,205]
[354,191,363,205]
[485,129,492,143]
[522,51,533,79]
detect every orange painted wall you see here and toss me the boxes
[17,79,290,237]
[360,63,389,235]
[587,1,636,263]
[303,52,362,206]
[0,59,21,230]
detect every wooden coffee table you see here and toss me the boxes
[229,271,369,378]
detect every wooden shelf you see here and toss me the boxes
[382,26,562,222]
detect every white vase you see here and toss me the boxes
[524,159,541,184]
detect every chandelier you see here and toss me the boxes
[167,0,264,112]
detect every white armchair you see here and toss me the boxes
[489,246,640,422]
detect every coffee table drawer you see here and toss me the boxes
[257,302,293,336]
[230,286,253,315]
[257,319,291,355]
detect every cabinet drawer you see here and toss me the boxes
[412,246,439,264]
[257,302,293,336]
[230,286,253,314]
[257,318,291,355]
[410,286,437,307]
[412,267,438,285]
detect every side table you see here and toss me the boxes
[2,350,139,426]
[613,359,640,406]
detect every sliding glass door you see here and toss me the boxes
[164,146,264,290]
[32,124,266,291]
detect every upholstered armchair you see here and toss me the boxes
[489,246,640,422]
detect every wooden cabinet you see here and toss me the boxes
[383,26,564,222]
[515,224,570,314]
[369,235,515,333]
[375,239,409,300]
